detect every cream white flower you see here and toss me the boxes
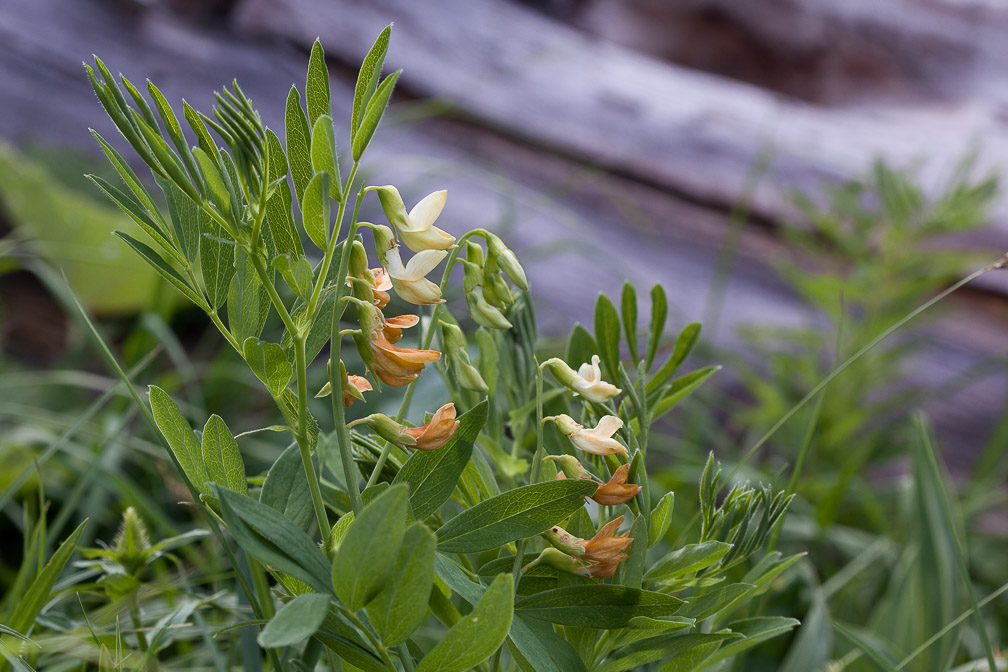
[384,246,447,305]
[551,414,627,457]
[372,185,456,252]
[573,356,622,402]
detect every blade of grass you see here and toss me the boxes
[834,622,899,671]
[913,415,998,672]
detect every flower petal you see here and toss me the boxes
[408,190,447,230]
[400,249,448,281]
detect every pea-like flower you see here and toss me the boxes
[590,464,641,506]
[370,185,456,252]
[384,246,447,305]
[544,355,621,403]
[576,515,633,570]
[369,267,392,308]
[343,374,372,407]
[357,331,441,387]
[382,313,420,344]
[402,403,459,450]
[548,414,628,457]
[532,516,634,578]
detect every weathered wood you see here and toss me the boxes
[232,0,1008,252]
[0,0,1004,458]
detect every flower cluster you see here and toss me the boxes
[524,354,641,578]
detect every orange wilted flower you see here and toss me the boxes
[590,464,641,506]
[382,313,420,344]
[369,267,392,308]
[402,403,459,450]
[343,374,372,408]
[369,332,441,387]
[577,515,633,567]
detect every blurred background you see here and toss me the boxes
[2,0,1007,668]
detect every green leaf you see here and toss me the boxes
[278,388,320,452]
[149,385,210,495]
[393,400,488,520]
[515,586,683,629]
[145,81,201,185]
[597,625,712,672]
[201,414,246,495]
[242,337,293,399]
[618,515,647,589]
[650,366,720,421]
[272,254,313,300]
[646,284,668,369]
[306,40,331,127]
[436,479,597,553]
[261,444,318,533]
[648,492,674,548]
[365,522,436,646]
[310,115,341,202]
[654,633,741,672]
[594,292,621,382]
[416,573,514,672]
[352,25,392,136]
[227,248,270,346]
[566,323,599,369]
[154,174,201,265]
[6,520,87,635]
[193,146,231,217]
[113,231,208,311]
[263,129,304,258]
[285,86,313,207]
[647,323,701,394]
[199,211,235,310]
[332,484,409,611]
[258,593,331,648]
[351,70,400,161]
[87,174,178,261]
[216,486,332,595]
[302,171,331,250]
[645,541,732,584]
[509,615,589,672]
[695,617,800,669]
[90,129,167,231]
[621,282,639,364]
[677,583,754,622]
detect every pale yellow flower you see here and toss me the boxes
[552,414,627,457]
[572,355,622,403]
[372,185,456,252]
[384,246,447,305]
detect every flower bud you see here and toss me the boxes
[369,185,411,231]
[372,223,397,260]
[523,547,583,576]
[542,358,580,389]
[348,296,385,338]
[348,239,371,281]
[544,454,592,480]
[466,240,485,266]
[351,413,417,448]
[487,233,528,291]
[439,320,489,393]
[466,286,513,330]
[545,413,584,435]
[543,525,586,557]
[439,320,468,354]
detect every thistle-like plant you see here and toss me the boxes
[47,26,803,672]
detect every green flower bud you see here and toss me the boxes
[372,223,397,262]
[351,413,417,448]
[487,233,528,291]
[545,413,584,436]
[465,240,485,266]
[439,320,468,354]
[543,524,587,557]
[542,358,579,389]
[522,547,583,576]
[113,507,152,576]
[348,239,371,280]
[466,285,513,330]
[544,454,592,480]
[439,321,489,392]
[348,295,384,337]
[368,185,411,231]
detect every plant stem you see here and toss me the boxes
[130,603,157,672]
[340,607,397,671]
[397,643,416,672]
[295,334,330,535]
[307,162,360,321]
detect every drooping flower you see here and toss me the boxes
[356,331,441,387]
[369,267,392,308]
[371,185,456,252]
[530,517,634,579]
[590,464,641,506]
[402,403,459,450]
[548,414,628,457]
[544,355,621,403]
[576,515,633,570]
[348,413,416,449]
[384,246,447,305]
[382,313,420,344]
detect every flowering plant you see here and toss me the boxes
[42,26,800,672]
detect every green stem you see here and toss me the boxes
[397,643,416,672]
[307,162,360,321]
[340,607,396,671]
[130,604,157,672]
[328,186,368,515]
[295,335,330,535]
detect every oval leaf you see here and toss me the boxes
[201,414,246,494]
[365,522,436,646]
[515,585,683,629]
[257,593,331,648]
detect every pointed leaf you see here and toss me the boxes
[242,338,293,399]
[149,385,210,495]
[306,40,331,127]
[646,284,668,369]
[594,292,621,382]
[260,443,317,532]
[648,492,675,548]
[114,231,208,311]
[302,171,331,250]
[263,128,303,258]
[436,479,598,553]
[201,414,247,494]
[352,25,391,136]
[310,115,341,201]
[365,522,436,645]
[645,541,732,584]
[647,323,701,394]
[393,400,488,520]
[416,573,514,672]
[332,484,410,611]
[351,70,400,161]
[6,520,87,635]
[621,282,639,364]
[515,586,682,629]
[285,86,313,206]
